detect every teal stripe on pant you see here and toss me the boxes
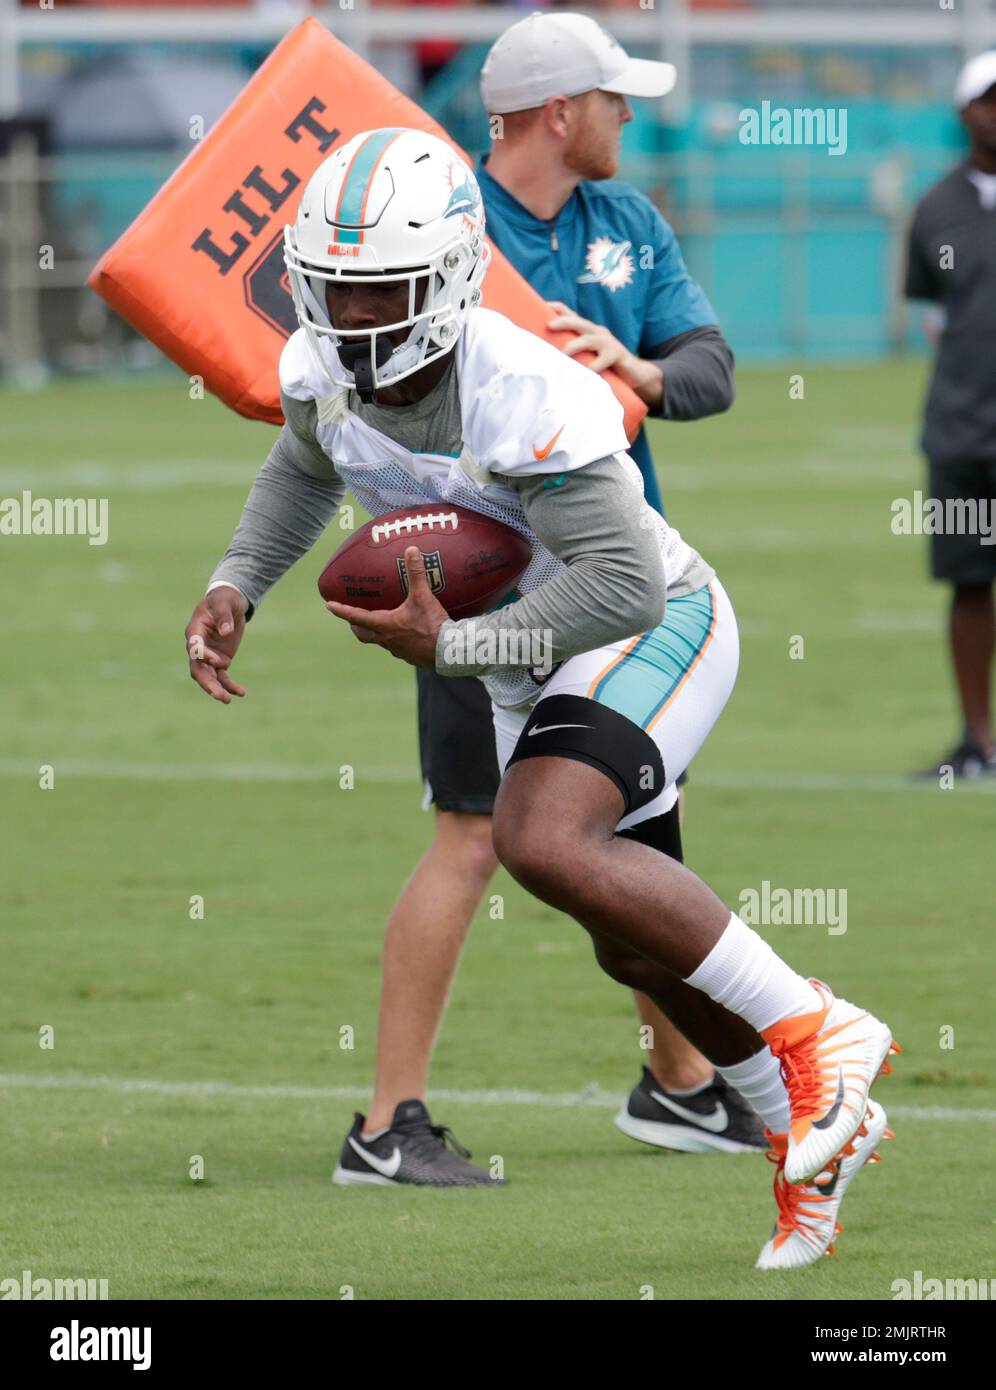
[590,585,716,730]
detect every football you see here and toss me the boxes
[318,505,533,620]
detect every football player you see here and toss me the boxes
[378,10,762,1176]
[185,130,895,1267]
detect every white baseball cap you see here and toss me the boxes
[481,11,677,115]
[955,51,996,109]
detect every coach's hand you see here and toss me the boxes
[547,301,664,408]
[326,546,447,669]
[185,585,248,703]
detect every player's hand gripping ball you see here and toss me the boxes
[320,506,532,669]
[319,505,531,618]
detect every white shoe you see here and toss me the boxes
[761,979,899,1184]
[755,1101,891,1269]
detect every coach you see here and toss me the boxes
[906,51,996,780]
[341,13,754,1186]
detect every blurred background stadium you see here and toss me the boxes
[0,0,991,384]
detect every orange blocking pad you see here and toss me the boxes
[87,16,647,438]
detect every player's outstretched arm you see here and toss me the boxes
[187,405,345,703]
[207,414,346,610]
[185,585,248,704]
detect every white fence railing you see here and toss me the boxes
[2,2,996,119]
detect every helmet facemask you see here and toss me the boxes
[284,228,482,400]
[282,130,490,399]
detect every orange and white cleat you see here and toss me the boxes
[755,1101,892,1270]
[761,980,899,1185]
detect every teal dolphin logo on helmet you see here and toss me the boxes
[444,176,480,221]
[443,163,482,225]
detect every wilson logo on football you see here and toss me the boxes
[370,512,459,545]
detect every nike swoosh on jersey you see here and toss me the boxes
[650,1090,730,1134]
[533,425,565,461]
[347,1136,402,1178]
[527,723,592,737]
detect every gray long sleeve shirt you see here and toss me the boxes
[210,360,712,685]
[647,325,736,422]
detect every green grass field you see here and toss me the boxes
[1,358,993,1300]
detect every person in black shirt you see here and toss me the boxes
[905,52,996,779]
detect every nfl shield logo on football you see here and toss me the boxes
[398,549,445,597]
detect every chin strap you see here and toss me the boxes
[336,338,391,403]
[336,337,395,403]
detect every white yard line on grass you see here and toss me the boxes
[1,758,993,795]
[0,1072,992,1123]
[0,758,352,783]
[0,461,255,490]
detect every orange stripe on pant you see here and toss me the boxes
[585,633,646,702]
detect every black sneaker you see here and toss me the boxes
[614,1068,767,1154]
[913,733,996,781]
[332,1099,504,1187]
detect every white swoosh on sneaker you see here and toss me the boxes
[527,723,592,737]
[347,1136,402,1178]
[650,1090,729,1134]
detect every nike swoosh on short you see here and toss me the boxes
[812,1069,847,1130]
[650,1091,730,1134]
[533,425,565,461]
[347,1136,402,1178]
[527,723,592,737]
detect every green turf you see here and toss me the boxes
[1,360,993,1300]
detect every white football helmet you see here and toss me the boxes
[283,128,490,397]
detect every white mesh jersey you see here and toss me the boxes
[280,308,701,706]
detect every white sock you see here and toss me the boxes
[685,912,823,1035]
[717,1047,791,1135]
